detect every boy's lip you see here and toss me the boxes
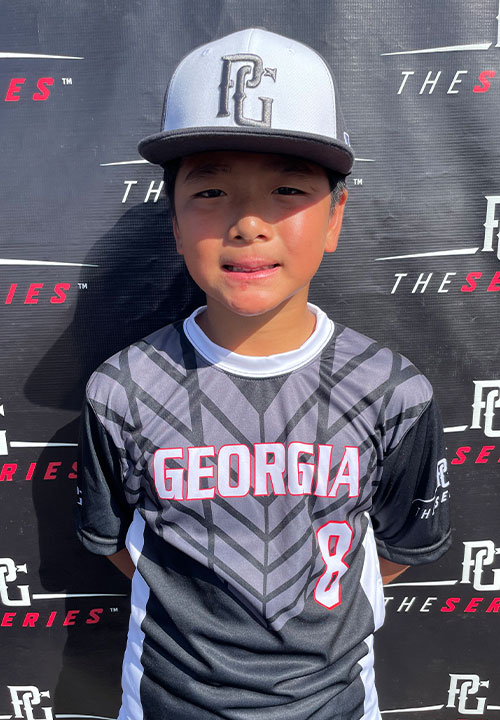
[221,259,281,274]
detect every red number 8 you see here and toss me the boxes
[314,521,353,609]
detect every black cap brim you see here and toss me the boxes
[138,126,355,175]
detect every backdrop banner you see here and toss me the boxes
[1,1,499,718]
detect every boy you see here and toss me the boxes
[77,28,451,720]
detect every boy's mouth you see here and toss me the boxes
[222,263,280,273]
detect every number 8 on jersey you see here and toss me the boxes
[314,521,354,609]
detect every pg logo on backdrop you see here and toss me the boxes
[217,54,277,127]
[471,380,500,437]
[0,558,30,607]
[483,196,500,260]
[447,674,489,715]
[461,540,500,592]
[7,686,52,720]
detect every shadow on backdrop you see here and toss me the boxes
[32,421,128,717]
[25,197,205,412]
[27,199,204,715]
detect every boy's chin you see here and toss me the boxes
[222,305,276,319]
[213,295,304,320]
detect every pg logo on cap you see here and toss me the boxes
[217,54,277,128]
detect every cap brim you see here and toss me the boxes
[138,127,354,175]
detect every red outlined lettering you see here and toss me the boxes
[153,447,185,499]
[287,442,315,495]
[254,443,286,496]
[314,520,353,609]
[150,443,360,499]
[217,444,251,498]
[186,446,215,500]
[328,446,360,498]
[313,444,333,496]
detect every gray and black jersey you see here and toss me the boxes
[77,304,451,720]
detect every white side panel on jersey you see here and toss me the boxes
[358,515,385,719]
[358,636,382,720]
[118,510,149,720]
[360,514,385,630]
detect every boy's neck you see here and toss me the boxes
[195,295,317,357]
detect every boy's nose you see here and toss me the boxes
[228,212,272,244]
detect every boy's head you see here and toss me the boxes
[167,149,346,319]
[138,29,353,320]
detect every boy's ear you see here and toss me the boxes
[172,217,184,255]
[325,189,347,253]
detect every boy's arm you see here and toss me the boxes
[108,548,135,580]
[378,556,409,585]
[371,395,451,569]
[76,394,133,560]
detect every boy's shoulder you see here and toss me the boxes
[334,320,432,383]
[85,319,187,408]
[330,321,435,442]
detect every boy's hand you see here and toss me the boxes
[108,548,135,580]
[378,557,409,585]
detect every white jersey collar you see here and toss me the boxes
[183,304,334,378]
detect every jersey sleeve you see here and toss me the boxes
[76,396,133,556]
[370,397,451,565]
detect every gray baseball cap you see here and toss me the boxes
[138,28,354,175]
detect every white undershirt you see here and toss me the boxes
[183,303,334,378]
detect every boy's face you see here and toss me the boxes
[173,151,346,319]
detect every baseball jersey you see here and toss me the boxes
[77,304,451,720]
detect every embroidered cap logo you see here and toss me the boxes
[217,53,277,127]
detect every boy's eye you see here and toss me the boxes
[194,189,225,198]
[274,186,304,195]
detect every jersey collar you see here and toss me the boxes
[183,304,334,378]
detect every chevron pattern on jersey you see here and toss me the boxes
[88,321,432,630]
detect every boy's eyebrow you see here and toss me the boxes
[265,157,318,176]
[182,157,320,184]
[183,163,231,183]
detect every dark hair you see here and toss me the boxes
[162,157,346,218]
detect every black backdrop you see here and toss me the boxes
[1,1,499,718]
